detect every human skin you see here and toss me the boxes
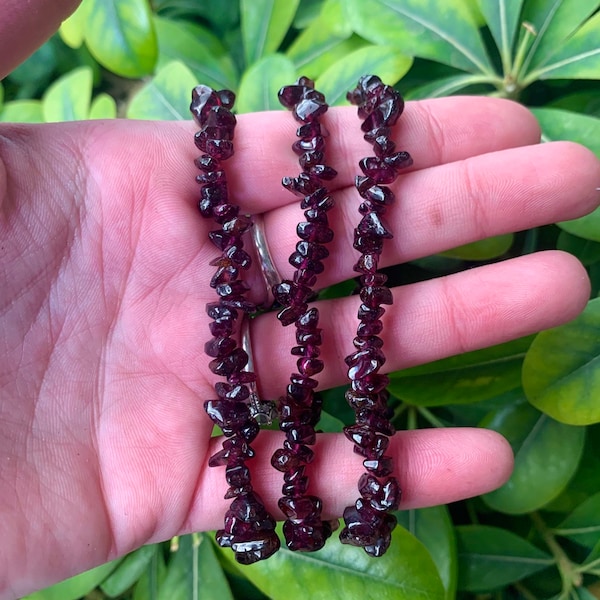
[1,2,600,599]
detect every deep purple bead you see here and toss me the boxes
[296,221,334,243]
[204,335,237,358]
[226,463,252,487]
[385,151,413,170]
[357,212,393,239]
[215,382,250,402]
[209,347,249,377]
[204,399,250,431]
[359,157,396,184]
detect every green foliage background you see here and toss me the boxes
[3,0,599,598]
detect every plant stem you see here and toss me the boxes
[407,406,418,430]
[416,406,445,428]
[530,512,582,595]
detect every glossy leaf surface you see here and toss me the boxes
[523,298,600,425]
[532,108,600,241]
[554,492,600,549]
[344,0,493,74]
[218,525,444,600]
[396,506,457,599]
[235,54,296,113]
[158,534,233,600]
[477,0,525,64]
[42,66,93,122]
[23,559,120,600]
[456,525,552,592]
[388,336,532,407]
[84,0,157,78]
[482,400,585,514]
[315,45,412,106]
[523,2,600,79]
[0,100,44,123]
[127,61,197,120]
[100,544,158,597]
[241,0,300,65]
[154,16,237,92]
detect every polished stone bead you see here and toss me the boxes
[277,304,308,327]
[212,203,239,224]
[353,233,384,254]
[224,245,251,269]
[283,521,328,552]
[352,436,389,460]
[279,495,322,522]
[346,347,386,380]
[216,88,235,108]
[360,285,393,307]
[204,335,237,358]
[299,149,324,168]
[239,419,260,443]
[205,105,237,129]
[355,319,384,337]
[296,221,334,243]
[295,241,330,261]
[278,84,307,108]
[206,303,238,321]
[224,484,252,499]
[355,408,394,435]
[215,382,250,402]
[289,253,324,274]
[360,272,388,287]
[220,296,257,313]
[303,207,328,224]
[363,456,394,477]
[373,135,396,158]
[209,347,248,376]
[293,269,319,287]
[273,280,312,306]
[308,164,337,180]
[226,463,251,487]
[296,328,322,345]
[196,169,227,185]
[300,191,334,212]
[359,157,396,184]
[210,265,239,288]
[287,424,317,445]
[292,136,325,155]
[351,373,390,394]
[357,303,386,323]
[283,441,315,463]
[297,356,324,376]
[216,280,251,297]
[194,154,218,172]
[282,477,309,497]
[232,532,281,564]
[203,138,233,160]
[190,85,220,124]
[357,212,393,239]
[353,252,379,274]
[294,97,328,122]
[208,317,234,340]
[385,151,413,170]
[207,229,233,250]
[282,173,321,197]
[204,399,250,430]
[359,474,401,512]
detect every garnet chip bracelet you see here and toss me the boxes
[191,75,412,563]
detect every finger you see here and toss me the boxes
[223,96,541,212]
[189,427,513,531]
[264,140,600,287]
[251,250,590,397]
[0,0,80,79]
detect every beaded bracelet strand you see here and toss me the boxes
[190,85,280,564]
[270,77,339,551]
[339,75,413,557]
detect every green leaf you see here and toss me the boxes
[523,297,600,425]
[314,45,412,106]
[318,409,345,432]
[89,93,117,119]
[0,100,44,123]
[455,525,553,593]
[42,66,93,122]
[23,559,121,600]
[127,60,197,120]
[287,0,353,71]
[405,73,494,99]
[440,234,513,260]
[159,534,233,600]
[132,543,167,600]
[100,544,158,597]
[388,336,532,407]
[553,492,600,549]
[557,231,600,266]
[527,10,600,80]
[218,525,444,600]
[84,0,158,78]
[482,400,585,514]
[241,0,301,65]
[235,54,297,113]
[549,91,600,118]
[521,0,600,75]
[8,39,57,87]
[59,0,93,48]
[531,108,600,242]
[154,16,237,92]
[477,0,525,69]
[344,0,494,74]
[396,506,457,600]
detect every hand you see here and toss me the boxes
[2,5,600,600]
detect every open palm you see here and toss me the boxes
[0,96,599,599]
